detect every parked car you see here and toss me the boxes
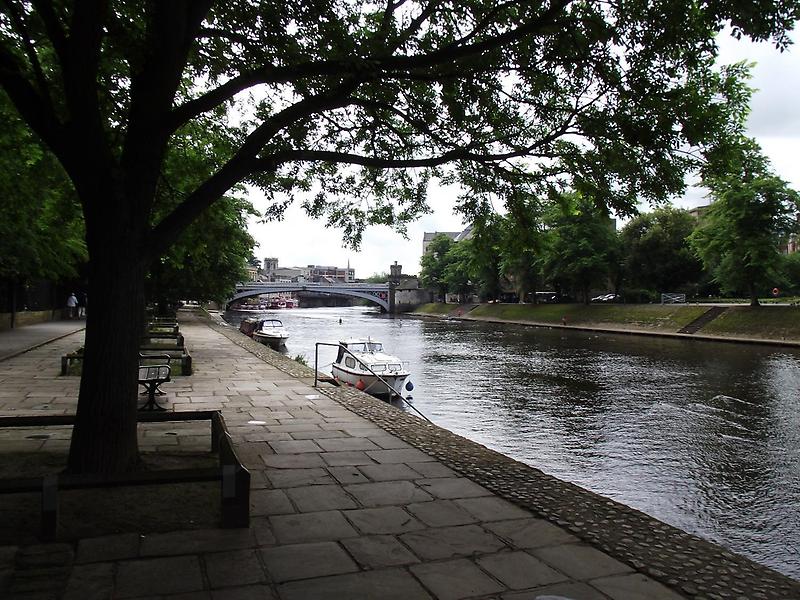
[591,293,623,303]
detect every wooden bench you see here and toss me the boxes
[62,349,192,376]
[138,353,171,411]
[0,411,250,539]
[141,331,185,346]
[147,321,179,335]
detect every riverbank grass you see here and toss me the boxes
[414,303,463,315]
[467,303,708,331]
[701,306,800,339]
[415,302,800,341]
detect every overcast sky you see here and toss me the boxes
[248,31,800,278]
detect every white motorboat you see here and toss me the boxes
[331,338,411,398]
[252,319,289,349]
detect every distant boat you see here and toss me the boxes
[331,338,411,398]
[252,319,289,349]
[230,304,266,313]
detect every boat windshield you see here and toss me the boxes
[387,363,401,371]
[370,364,386,372]
[346,341,383,353]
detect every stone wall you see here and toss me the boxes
[395,288,432,312]
[0,309,64,331]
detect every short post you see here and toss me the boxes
[60,356,68,376]
[219,433,250,528]
[211,411,223,453]
[41,474,59,540]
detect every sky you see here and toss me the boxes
[247,31,800,278]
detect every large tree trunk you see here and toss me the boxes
[67,226,148,474]
[749,283,760,307]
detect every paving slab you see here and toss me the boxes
[268,510,359,544]
[405,499,479,528]
[589,573,687,600]
[410,558,507,600]
[75,533,141,564]
[277,568,432,600]
[250,488,294,516]
[115,555,204,598]
[264,467,334,488]
[62,562,114,600]
[400,524,508,560]
[285,483,358,512]
[341,535,420,568]
[260,541,358,582]
[344,480,434,506]
[203,549,266,589]
[344,506,426,534]
[476,550,569,589]
[531,543,634,581]
[502,581,611,600]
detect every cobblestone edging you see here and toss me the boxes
[202,312,799,600]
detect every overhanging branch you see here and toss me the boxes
[169,0,569,132]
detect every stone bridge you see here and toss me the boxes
[229,282,392,311]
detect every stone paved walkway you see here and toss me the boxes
[0,320,86,363]
[0,312,794,599]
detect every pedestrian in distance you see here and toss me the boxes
[66,293,78,319]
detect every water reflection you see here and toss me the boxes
[223,306,800,577]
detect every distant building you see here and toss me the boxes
[422,225,473,255]
[257,258,356,282]
[263,257,279,274]
[687,204,711,221]
[307,264,355,283]
[244,265,259,281]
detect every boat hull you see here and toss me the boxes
[331,364,409,397]
[253,331,288,349]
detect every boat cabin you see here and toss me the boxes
[335,339,402,373]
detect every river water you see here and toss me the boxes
[224,305,800,578]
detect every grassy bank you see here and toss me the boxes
[701,306,800,340]
[412,302,800,342]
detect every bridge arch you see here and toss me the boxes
[228,283,390,311]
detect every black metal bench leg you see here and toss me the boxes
[139,384,167,411]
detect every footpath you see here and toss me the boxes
[0,320,86,362]
[0,312,797,599]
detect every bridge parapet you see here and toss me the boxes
[229,282,392,311]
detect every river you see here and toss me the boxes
[223,305,800,578]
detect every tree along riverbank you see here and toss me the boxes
[413,303,800,345]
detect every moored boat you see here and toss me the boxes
[252,319,289,349]
[331,338,411,398]
[239,317,261,336]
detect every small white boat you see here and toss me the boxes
[332,338,411,398]
[252,319,289,349]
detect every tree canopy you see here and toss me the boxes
[541,193,618,303]
[1,1,797,473]
[620,206,703,296]
[0,91,86,283]
[690,139,800,305]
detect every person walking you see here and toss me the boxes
[66,292,78,319]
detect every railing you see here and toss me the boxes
[313,342,431,423]
[661,293,687,304]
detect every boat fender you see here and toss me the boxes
[405,381,414,391]
[356,379,366,390]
